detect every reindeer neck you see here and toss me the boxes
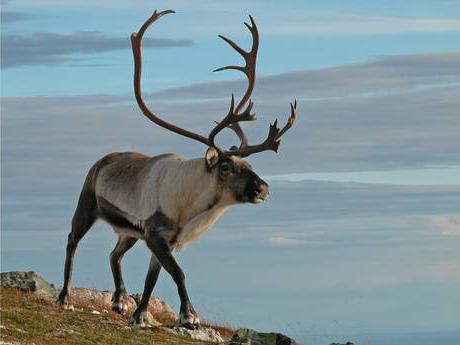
[161,157,220,224]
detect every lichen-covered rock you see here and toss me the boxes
[51,328,80,338]
[0,271,56,297]
[230,328,300,345]
[162,326,224,343]
[63,288,177,321]
[129,311,163,327]
[130,293,175,319]
[70,287,136,311]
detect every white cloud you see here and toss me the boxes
[1,231,67,251]
[338,259,460,289]
[2,31,193,68]
[5,1,460,37]
[2,53,460,174]
[152,52,460,101]
[266,236,321,246]
[261,13,460,37]
[429,260,460,282]
[431,214,460,236]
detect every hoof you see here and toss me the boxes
[180,322,199,330]
[128,315,144,326]
[179,312,200,330]
[111,301,128,315]
[62,303,75,311]
[57,292,74,311]
[128,311,157,327]
[128,315,142,326]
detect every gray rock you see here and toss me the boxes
[51,328,80,338]
[130,293,175,318]
[163,326,224,343]
[330,343,355,345]
[70,287,136,311]
[0,271,56,297]
[65,288,175,320]
[230,328,300,345]
[128,311,163,327]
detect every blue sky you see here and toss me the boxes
[2,1,460,344]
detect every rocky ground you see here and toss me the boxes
[0,271,302,345]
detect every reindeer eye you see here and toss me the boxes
[220,162,232,175]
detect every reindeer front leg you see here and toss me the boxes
[129,254,161,325]
[142,229,200,329]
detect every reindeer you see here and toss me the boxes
[57,9,297,329]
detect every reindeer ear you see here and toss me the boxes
[205,147,219,169]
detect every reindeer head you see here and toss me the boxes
[131,10,297,204]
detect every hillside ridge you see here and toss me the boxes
[0,271,303,345]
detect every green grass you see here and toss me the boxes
[0,288,229,345]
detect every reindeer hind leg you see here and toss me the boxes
[110,234,138,314]
[57,180,97,310]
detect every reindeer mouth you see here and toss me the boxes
[246,179,269,204]
[253,196,266,204]
[252,190,268,203]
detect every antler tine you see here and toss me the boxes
[223,100,298,158]
[213,65,245,73]
[208,93,256,151]
[131,10,211,147]
[276,100,297,140]
[216,35,247,57]
[135,9,175,38]
[225,119,281,158]
[228,122,249,147]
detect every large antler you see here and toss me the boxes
[131,10,297,158]
[208,16,297,157]
[131,10,210,146]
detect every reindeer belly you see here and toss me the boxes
[97,196,180,245]
[113,227,145,240]
[97,196,146,238]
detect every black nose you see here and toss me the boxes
[254,180,269,199]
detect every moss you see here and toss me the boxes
[0,288,220,345]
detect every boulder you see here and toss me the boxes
[129,311,163,327]
[163,326,224,343]
[66,288,176,320]
[0,271,56,297]
[51,328,81,338]
[130,293,175,319]
[230,328,300,345]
